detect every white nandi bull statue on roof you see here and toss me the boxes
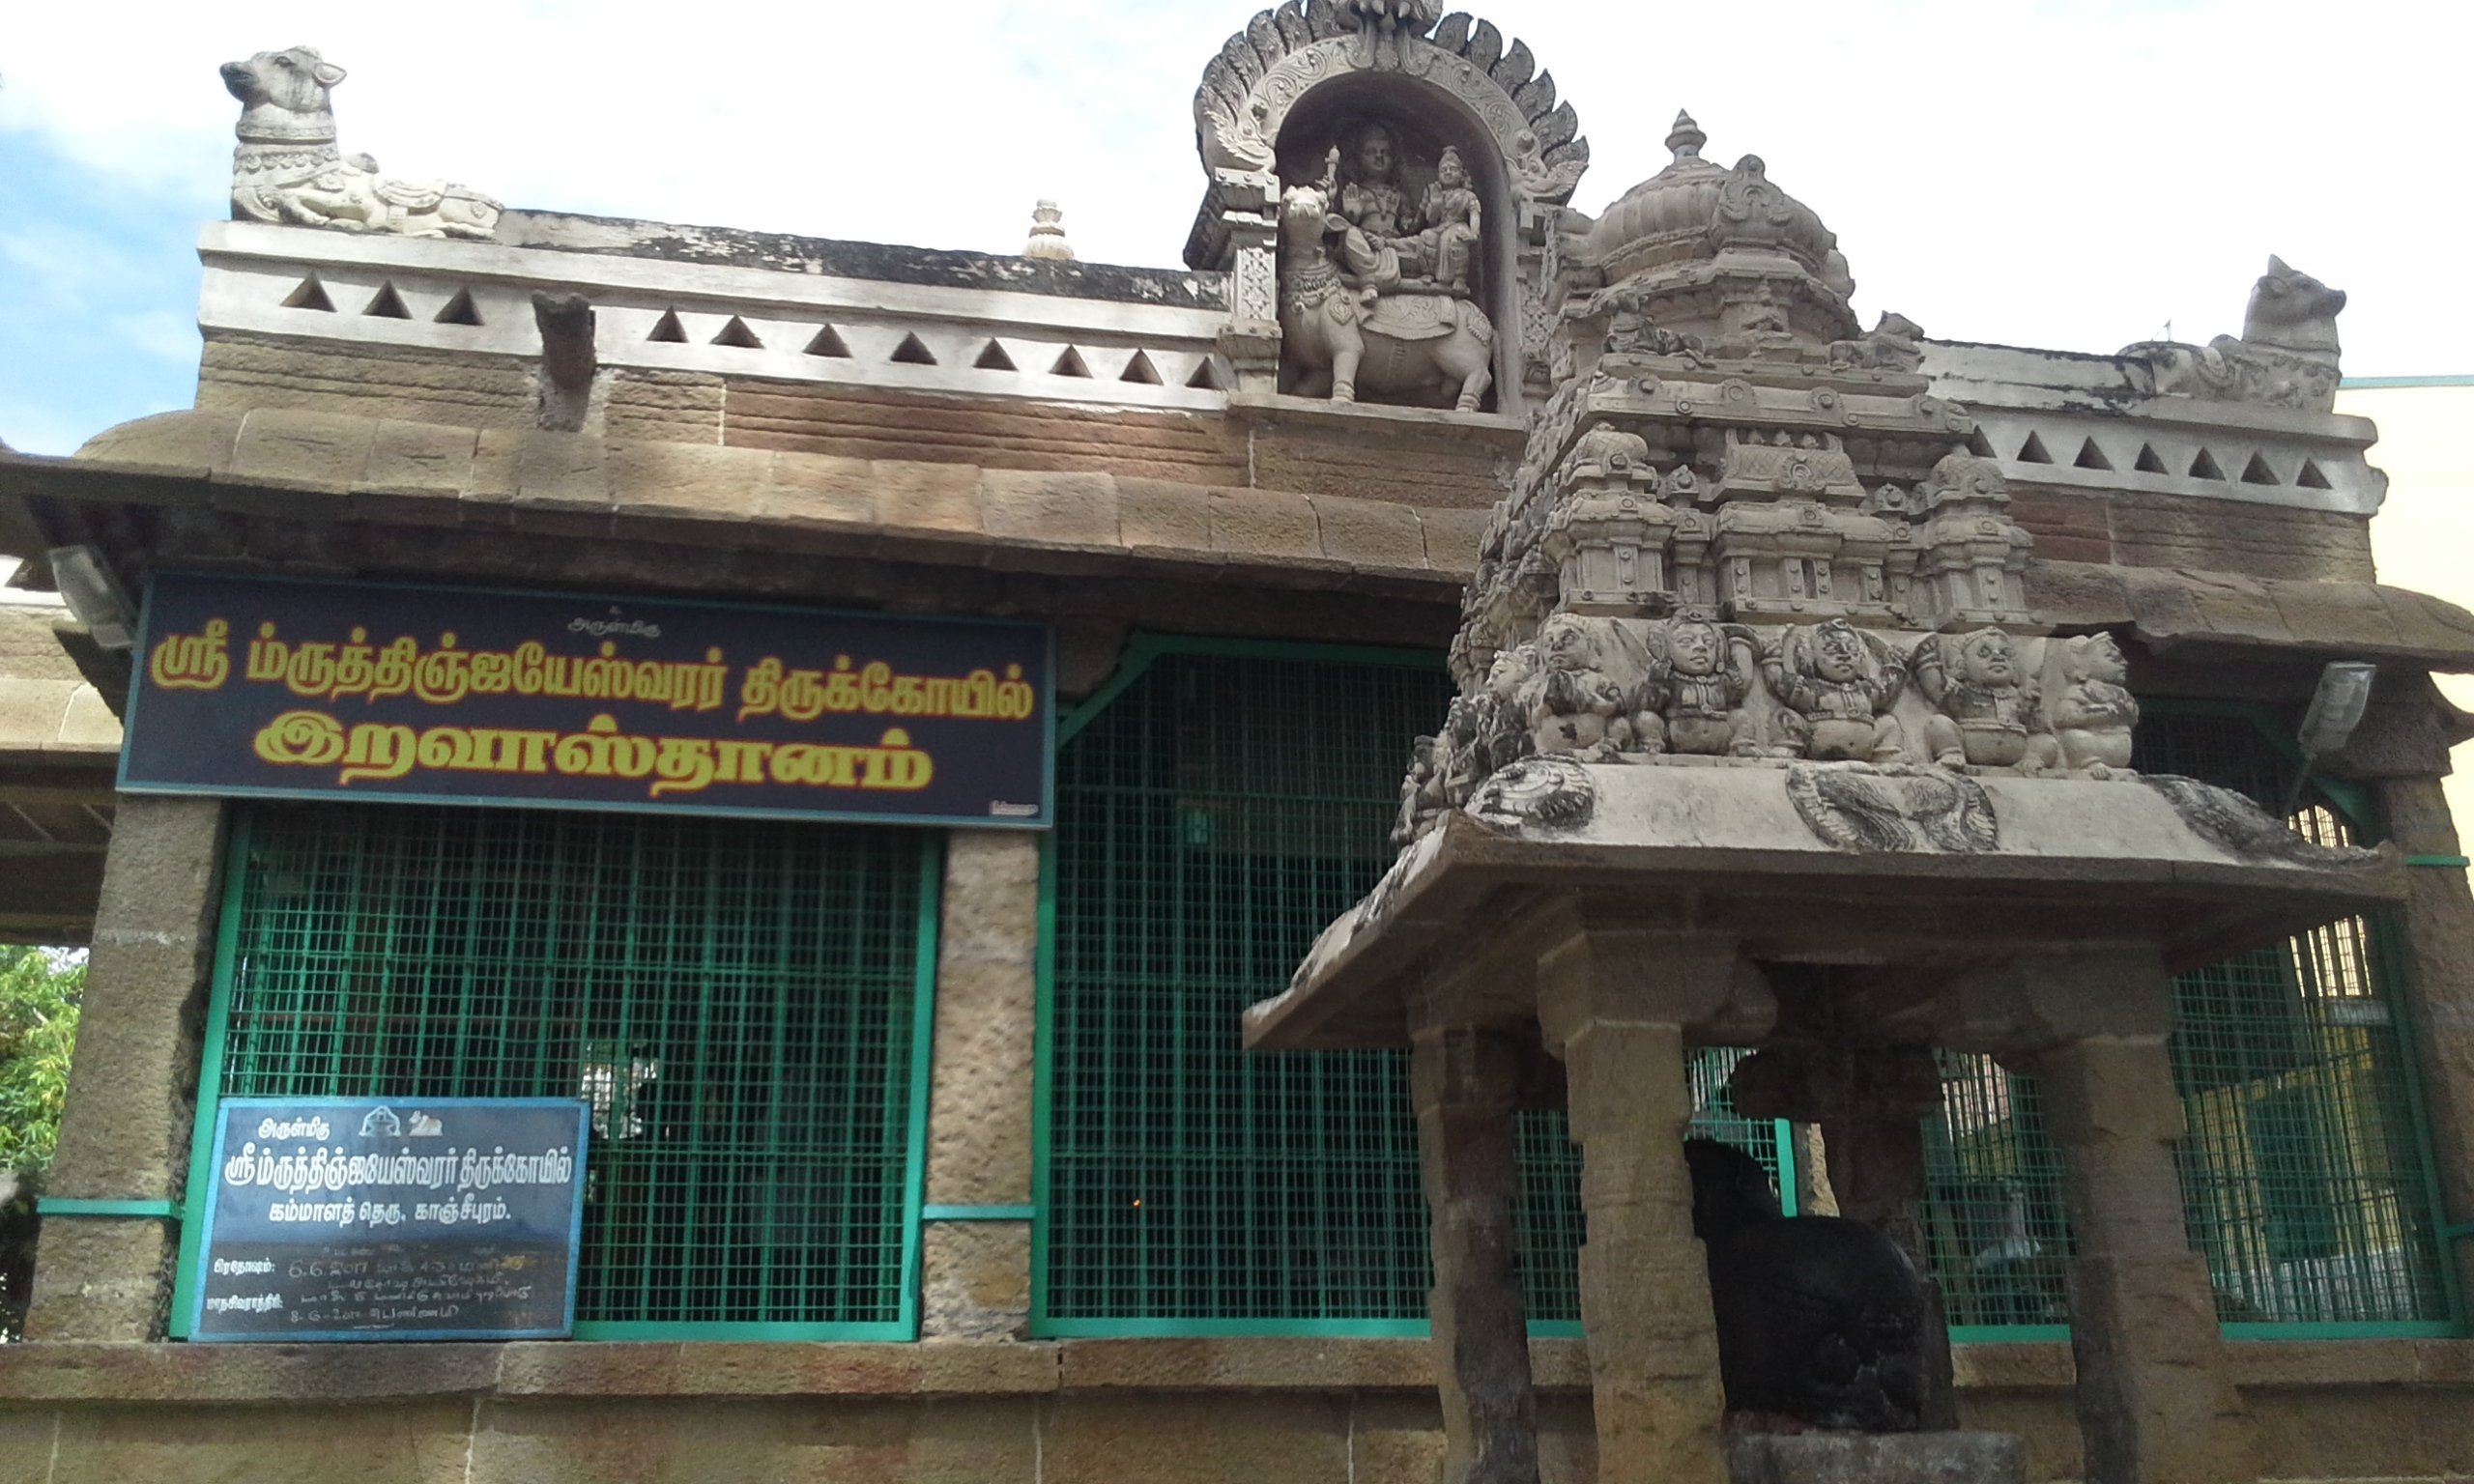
[222,46,502,240]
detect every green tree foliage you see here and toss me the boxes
[0,947,82,1178]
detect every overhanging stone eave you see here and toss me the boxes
[0,435,1472,613]
[1247,788,2410,1054]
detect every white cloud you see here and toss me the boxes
[0,0,2465,372]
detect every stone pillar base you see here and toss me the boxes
[1725,1431,2026,1484]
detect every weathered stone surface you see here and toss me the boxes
[1414,1026,1538,1484]
[725,383,1244,485]
[1209,489,1321,561]
[754,448,879,536]
[874,459,985,536]
[0,680,78,748]
[980,470,1120,549]
[1724,1432,2026,1484]
[506,428,614,535]
[50,1400,474,1484]
[359,417,480,507]
[601,370,726,445]
[20,1219,173,1342]
[73,408,244,473]
[1247,416,1514,510]
[229,408,380,491]
[926,832,1038,1208]
[1314,493,1430,576]
[605,440,763,532]
[1117,476,1215,555]
[921,1220,1031,1341]
[42,797,223,1203]
[1045,1394,1350,1484]
[199,334,535,430]
[2375,775,2474,1302]
[469,1397,1040,1484]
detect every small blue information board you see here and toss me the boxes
[187,1097,590,1342]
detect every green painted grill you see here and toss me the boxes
[1921,708,2458,1333]
[1038,645,1790,1332]
[196,803,933,1335]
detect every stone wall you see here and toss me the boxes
[2010,484,2379,583]
[0,1338,2466,1483]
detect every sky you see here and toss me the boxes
[0,0,2468,458]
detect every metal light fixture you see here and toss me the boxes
[2283,661,2377,814]
[44,544,136,651]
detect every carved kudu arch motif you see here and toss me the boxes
[1194,1,1589,205]
[1193,2,1589,413]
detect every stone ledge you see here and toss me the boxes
[16,415,2474,671]
[1,1337,2465,1405]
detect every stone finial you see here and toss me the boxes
[222,46,500,239]
[1024,200,1076,262]
[1667,110,1707,162]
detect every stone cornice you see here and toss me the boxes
[11,410,2474,671]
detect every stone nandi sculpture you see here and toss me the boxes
[223,46,502,240]
[1277,172,1495,411]
[2120,257,2345,413]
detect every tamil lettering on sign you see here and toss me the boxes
[188,1097,590,1342]
[124,573,1053,826]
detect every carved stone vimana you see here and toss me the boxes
[1238,36,2401,1484]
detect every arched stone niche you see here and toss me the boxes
[1186,3,1588,415]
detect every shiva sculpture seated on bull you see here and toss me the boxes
[1278,120,1496,412]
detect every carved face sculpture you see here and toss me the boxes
[1956,629,2018,687]
[1540,617,1596,673]
[1435,147,1467,189]
[1486,643,1536,699]
[1813,622,1868,684]
[2071,634,2128,684]
[1670,621,1720,677]
[1353,124,1399,185]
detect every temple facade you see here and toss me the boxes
[2,8,2472,1482]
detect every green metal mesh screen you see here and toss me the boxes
[1039,646,1790,1331]
[206,802,932,1332]
[1917,708,2457,1332]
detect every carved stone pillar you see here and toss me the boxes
[1215,169,1282,395]
[29,796,227,1341]
[1942,948,2255,1484]
[1536,927,1742,1484]
[2360,773,2474,1302]
[1413,1024,1539,1484]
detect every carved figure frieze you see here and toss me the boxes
[1520,614,1635,758]
[2048,634,2139,777]
[222,47,500,240]
[1786,762,1999,854]
[1636,616,1761,757]
[1763,620,1908,763]
[2119,257,2345,414]
[1909,628,2058,772]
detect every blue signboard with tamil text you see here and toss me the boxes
[187,1097,590,1341]
[122,573,1053,827]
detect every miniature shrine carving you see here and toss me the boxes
[223,47,501,240]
